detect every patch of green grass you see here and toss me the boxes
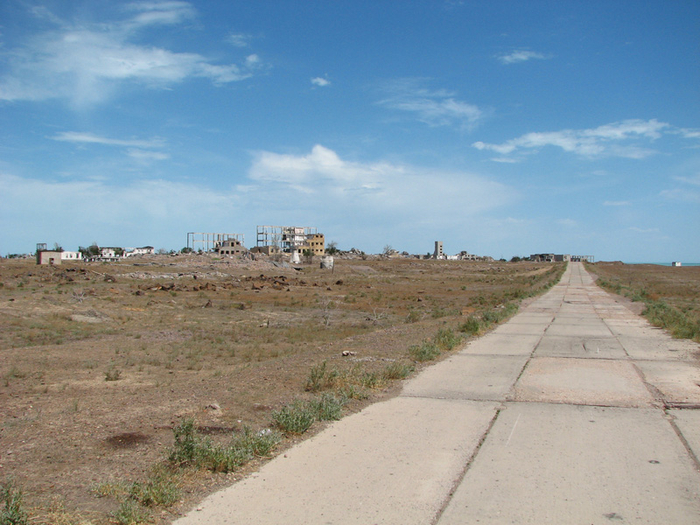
[168,419,281,472]
[111,498,151,525]
[128,467,180,508]
[272,393,346,434]
[408,341,440,362]
[459,316,481,335]
[382,361,415,380]
[0,479,28,525]
[434,327,462,351]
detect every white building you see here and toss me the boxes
[60,251,81,260]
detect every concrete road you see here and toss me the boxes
[175,263,700,524]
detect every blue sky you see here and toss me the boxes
[1,1,698,261]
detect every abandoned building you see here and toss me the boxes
[187,232,245,253]
[126,246,155,257]
[530,254,594,262]
[37,250,62,265]
[434,241,444,259]
[216,239,247,256]
[256,226,325,256]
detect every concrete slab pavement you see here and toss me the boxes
[174,397,499,525]
[174,262,700,525]
[437,403,700,525]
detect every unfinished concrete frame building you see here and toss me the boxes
[256,226,324,255]
[187,232,245,253]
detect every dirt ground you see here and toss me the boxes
[0,254,562,524]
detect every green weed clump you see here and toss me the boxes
[272,393,346,434]
[111,498,151,525]
[409,341,441,362]
[381,361,415,380]
[459,316,481,335]
[1,480,27,525]
[168,419,281,472]
[434,327,462,351]
[128,467,180,507]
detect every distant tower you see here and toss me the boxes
[434,241,444,259]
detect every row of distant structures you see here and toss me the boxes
[186,226,326,257]
[30,228,591,265]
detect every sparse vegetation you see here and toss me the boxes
[589,262,700,342]
[0,256,566,522]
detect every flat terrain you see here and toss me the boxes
[174,263,700,525]
[586,262,700,341]
[0,255,562,524]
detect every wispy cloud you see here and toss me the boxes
[660,189,700,203]
[497,49,551,65]
[377,79,484,130]
[51,131,165,149]
[0,1,263,106]
[603,200,631,206]
[629,227,660,233]
[473,119,670,159]
[228,33,252,47]
[311,76,331,87]
[673,174,700,186]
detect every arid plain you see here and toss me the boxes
[2,256,698,524]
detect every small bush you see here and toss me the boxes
[409,341,441,362]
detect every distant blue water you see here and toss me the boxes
[626,262,700,267]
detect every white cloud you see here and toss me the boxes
[124,1,197,27]
[127,149,170,161]
[311,77,331,87]
[629,227,660,233]
[248,145,515,219]
[673,174,700,186]
[0,146,517,254]
[660,189,700,203]
[473,119,669,159]
[0,2,263,106]
[51,131,165,149]
[228,33,252,47]
[497,50,550,65]
[603,201,631,206]
[377,79,484,130]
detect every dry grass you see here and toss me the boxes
[0,255,563,523]
[587,262,700,342]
